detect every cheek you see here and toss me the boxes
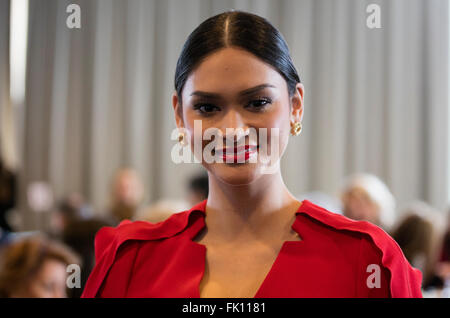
[270,99,291,130]
[264,103,291,150]
[27,280,48,297]
[183,119,204,152]
[182,109,201,140]
[368,203,380,217]
[181,118,213,164]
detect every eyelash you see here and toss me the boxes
[193,98,273,115]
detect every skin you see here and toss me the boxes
[10,259,68,298]
[172,47,305,298]
[342,187,380,225]
[112,169,143,207]
[110,169,144,222]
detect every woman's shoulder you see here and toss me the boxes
[299,200,423,297]
[298,199,392,242]
[297,200,405,269]
[93,216,183,261]
[81,201,207,298]
[94,200,207,260]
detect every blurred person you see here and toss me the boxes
[437,218,450,280]
[187,173,209,206]
[0,228,12,248]
[49,193,92,237]
[134,199,190,223]
[82,11,421,298]
[62,217,113,297]
[340,173,396,232]
[391,201,445,289]
[0,158,17,232]
[0,234,80,298]
[49,194,113,297]
[297,191,343,215]
[430,208,450,297]
[109,168,144,224]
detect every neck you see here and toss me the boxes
[204,170,301,242]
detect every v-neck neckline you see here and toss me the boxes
[187,199,308,298]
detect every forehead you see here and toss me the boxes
[183,47,287,97]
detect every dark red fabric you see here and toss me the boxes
[81,200,422,298]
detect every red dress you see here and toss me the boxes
[81,200,422,298]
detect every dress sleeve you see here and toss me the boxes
[93,226,116,264]
[356,236,391,297]
[95,240,140,297]
[81,221,137,298]
[357,234,423,298]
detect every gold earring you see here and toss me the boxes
[291,122,302,136]
[178,131,187,146]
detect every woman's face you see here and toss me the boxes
[11,259,68,298]
[173,47,304,185]
[342,187,380,225]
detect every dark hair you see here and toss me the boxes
[188,173,209,199]
[174,11,301,105]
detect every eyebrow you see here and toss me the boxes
[190,84,276,98]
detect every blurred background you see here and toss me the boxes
[0,0,449,297]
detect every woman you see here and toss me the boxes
[340,173,396,232]
[391,201,443,289]
[82,11,422,298]
[0,234,80,298]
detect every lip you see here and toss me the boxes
[215,145,258,163]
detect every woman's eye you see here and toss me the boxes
[193,104,220,114]
[246,98,272,110]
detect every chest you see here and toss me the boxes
[198,243,284,298]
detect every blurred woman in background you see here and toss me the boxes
[0,234,80,298]
[391,201,445,288]
[341,173,396,232]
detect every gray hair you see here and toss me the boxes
[341,173,396,231]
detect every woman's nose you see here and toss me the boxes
[219,110,248,141]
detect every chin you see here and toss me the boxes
[207,161,279,186]
[207,162,263,186]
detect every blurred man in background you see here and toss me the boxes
[49,193,113,297]
[0,158,16,233]
[109,168,144,224]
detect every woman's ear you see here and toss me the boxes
[172,91,184,129]
[290,83,304,125]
